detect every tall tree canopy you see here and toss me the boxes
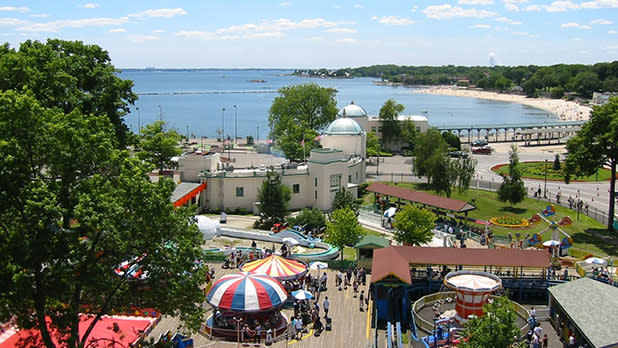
[137,120,183,173]
[0,39,137,147]
[460,295,520,348]
[254,168,291,229]
[392,205,436,246]
[268,83,338,160]
[0,91,205,348]
[565,97,618,231]
[378,99,404,150]
[413,128,448,183]
[497,145,527,207]
[325,208,364,259]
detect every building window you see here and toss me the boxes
[378,127,382,132]
[348,175,352,183]
[293,184,300,194]
[356,172,358,179]
[236,187,244,197]
[314,177,318,187]
[416,127,421,132]
[330,174,341,187]
[371,127,377,132]
[315,190,317,199]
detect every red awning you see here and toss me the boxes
[173,183,206,207]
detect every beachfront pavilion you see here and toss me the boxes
[370,246,550,327]
[365,182,476,220]
[548,277,618,348]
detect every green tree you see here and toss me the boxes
[268,83,338,160]
[572,71,602,99]
[332,187,359,215]
[497,145,527,207]
[0,91,204,348]
[399,120,418,152]
[441,131,461,150]
[414,128,448,183]
[325,208,364,259]
[452,156,478,195]
[432,155,456,197]
[379,99,405,151]
[254,168,291,229]
[287,208,326,232]
[565,97,618,232]
[366,132,380,156]
[0,39,137,147]
[460,295,519,348]
[553,153,561,171]
[137,121,183,173]
[392,205,436,246]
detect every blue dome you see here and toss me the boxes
[325,118,364,135]
[337,102,367,118]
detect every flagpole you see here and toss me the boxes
[302,137,306,163]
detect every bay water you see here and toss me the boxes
[119,69,557,139]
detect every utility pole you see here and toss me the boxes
[233,104,237,146]
[158,105,162,122]
[136,107,141,134]
[544,159,548,199]
[221,107,226,143]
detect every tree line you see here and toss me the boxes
[295,61,618,99]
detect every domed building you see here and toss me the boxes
[322,117,366,159]
[336,101,368,131]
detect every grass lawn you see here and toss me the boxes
[492,161,614,182]
[361,182,617,259]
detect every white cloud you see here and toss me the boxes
[0,18,29,26]
[129,8,187,18]
[280,2,291,6]
[543,1,579,12]
[495,16,521,24]
[152,29,165,33]
[336,38,357,43]
[127,34,160,43]
[373,16,415,25]
[591,18,612,24]
[17,17,129,32]
[176,17,349,41]
[423,4,496,19]
[525,4,542,10]
[581,0,618,8]
[471,24,491,28]
[459,0,493,4]
[80,3,99,9]
[109,28,126,33]
[354,4,363,8]
[561,22,592,29]
[608,30,617,34]
[0,6,29,13]
[504,0,529,11]
[324,27,357,33]
[29,13,49,18]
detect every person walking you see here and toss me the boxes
[323,296,330,318]
[359,290,365,311]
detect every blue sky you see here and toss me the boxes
[0,1,616,68]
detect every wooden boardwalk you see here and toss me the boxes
[147,264,375,348]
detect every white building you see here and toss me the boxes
[175,114,367,212]
[336,101,429,152]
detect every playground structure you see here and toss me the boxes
[443,271,502,323]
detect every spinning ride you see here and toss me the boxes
[240,254,308,281]
[444,271,502,323]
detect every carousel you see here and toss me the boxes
[203,272,290,341]
[240,254,308,281]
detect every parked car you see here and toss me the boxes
[448,150,469,158]
[472,145,492,154]
[471,139,488,147]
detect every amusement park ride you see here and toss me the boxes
[526,205,574,263]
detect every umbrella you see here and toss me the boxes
[384,207,397,218]
[291,289,314,300]
[282,237,299,246]
[309,261,328,271]
[240,255,308,280]
[542,240,561,247]
[585,257,607,265]
[206,272,287,312]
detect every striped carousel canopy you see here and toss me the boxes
[240,255,308,280]
[206,272,288,312]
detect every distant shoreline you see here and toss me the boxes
[412,86,591,122]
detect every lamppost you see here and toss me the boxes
[136,107,141,134]
[233,104,237,146]
[233,316,242,347]
[257,126,259,141]
[544,159,548,199]
[221,107,226,143]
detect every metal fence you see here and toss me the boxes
[366,172,613,227]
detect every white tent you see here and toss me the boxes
[195,215,221,240]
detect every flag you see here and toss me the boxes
[315,135,323,141]
[301,138,305,146]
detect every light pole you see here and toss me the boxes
[257,126,259,141]
[233,104,237,146]
[136,107,141,134]
[544,159,548,199]
[221,107,226,143]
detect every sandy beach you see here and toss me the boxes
[414,86,592,122]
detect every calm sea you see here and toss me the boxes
[119,69,557,139]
